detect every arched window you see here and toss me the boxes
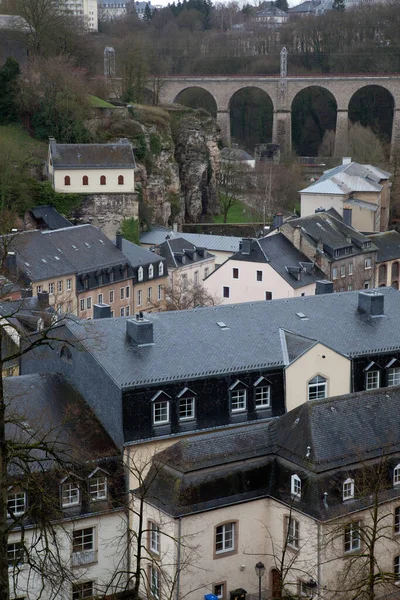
[149,264,154,279]
[291,474,301,498]
[100,175,106,186]
[118,175,124,185]
[394,464,400,486]
[343,478,354,501]
[82,175,88,186]
[138,266,143,282]
[308,375,327,401]
[159,262,164,276]
[64,175,70,186]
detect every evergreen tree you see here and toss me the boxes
[275,0,288,11]
[144,3,152,21]
[332,0,345,11]
[0,58,20,125]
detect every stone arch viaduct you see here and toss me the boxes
[158,74,400,157]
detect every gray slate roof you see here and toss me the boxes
[140,227,241,254]
[158,237,212,269]
[300,161,391,195]
[65,287,400,388]
[6,225,129,281]
[368,230,400,263]
[49,138,135,170]
[31,205,72,230]
[228,233,325,289]
[120,238,167,269]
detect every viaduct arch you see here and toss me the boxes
[159,75,400,157]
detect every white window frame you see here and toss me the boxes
[120,307,125,317]
[340,265,346,278]
[80,299,85,312]
[149,264,154,279]
[7,542,24,567]
[332,267,338,280]
[348,263,353,275]
[308,375,327,401]
[230,389,247,412]
[49,282,55,295]
[149,522,160,554]
[254,385,271,409]
[394,464,400,486]
[98,293,103,304]
[137,290,142,306]
[109,290,114,303]
[343,478,354,501]
[388,367,400,387]
[66,278,72,291]
[138,266,144,282]
[148,287,153,302]
[366,369,380,390]
[120,287,125,300]
[61,482,80,508]
[7,492,26,517]
[158,285,162,301]
[57,280,63,292]
[291,474,301,498]
[86,297,92,310]
[153,401,169,425]
[344,522,361,553]
[365,257,372,270]
[179,397,195,420]
[159,262,164,276]
[287,516,299,549]
[126,286,130,298]
[72,582,94,600]
[72,527,95,553]
[89,476,107,501]
[150,564,160,599]
[215,522,235,554]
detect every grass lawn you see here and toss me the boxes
[89,95,115,108]
[214,200,262,224]
[0,124,46,159]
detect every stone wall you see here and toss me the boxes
[70,193,138,240]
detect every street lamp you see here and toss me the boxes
[255,561,265,600]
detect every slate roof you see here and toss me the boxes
[140,228,241,254]
[0,14,29,30]
[285,212,376,257]
[220,147,254,162]
[30,205,72,230]
[228,233,325,289]
[65,287,400,389]
[300,161,391,195]
[158,237,212,269]
[120,238,167,270]
[5,225,130,282]
[368,231,400,263]
[143,385,400,517]
[49,138,135,170]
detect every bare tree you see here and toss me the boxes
[216,160,242,223]
[251,162,303,225]
[163,278,221,311]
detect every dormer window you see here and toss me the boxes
[394,464,400,487]
[291,474,301,498]
[387,359,400,387]
[88,469,108,501]
[365,362,381,390]
[177,388,196,421]
[149,264,154,279]
[151,391,171,425]
[343,478,355,501]
[138,266,143,282]
[159,262,164,276]
[253,376,271,409]
[229,380,248,413]
[61,479,80,508]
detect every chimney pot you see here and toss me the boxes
[93,303,112,319]
[37,291,49,309]
[126,316,154,346]
[358,290,384,317]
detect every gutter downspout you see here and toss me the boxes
[176,516,182,600]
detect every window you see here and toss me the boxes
[332,267,338,280]
[388,367,400,387]
[98,274,103,286]
[340,265,346,278]
[182,274,188,289]
[348,284,353,291]
[291,474,301,498]
[255,386,270,408]
[214,583,226,599]
[61,482,80,507]
[348,262,353,275]
[153,401,169,425]
[159,262,164,276]
[395,507,400,534]
[118,175,124,185]
[64,175,70,186]
[256,270,263,282]
[57,303,63,314]
[109,290,114,303]
[230,389,246,412]
[158,285,162,301]
[149,522,160,554]
[286,517,299,549]
[179,397,195,420]
[100,175,106,185]
[126,306,130,316]
[265,291,272,300]
[89,476,107,501]
[57,280,63,292]
[36,285,42,293]
[394,464,400,486]
[72,581,94,600]
[138,267,143,282]
[308,375,327,401]
[80,299,85,312]
[7,542,24,567]
[343,478,354,501]
[150,565,160,599]
[110,271,115,283]
[126,286,130,298]
[395,556,400,580]
[86,297,92,310]
[97,293,103,304]
[215,522,235,554]
[120,307,125,317]
[7,492,26,516]
[366,370,380,390]
[83,278,89,291]
[67,278,72,291]
[364,280,371,289]
[119,287,125,301]
[233,268,239,279]
[365,257,372,270]
[82,175,88,186]
[49,282,55,295]
[137,290,142,306]
[72,527,94,553]
[223,286,230,298]
[148,287,153,302]
[204,267,209,278]
[194,271,199,285]
[149,264,154,279]
[344,522,361,553]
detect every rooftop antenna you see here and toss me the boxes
[280,47,288,100]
